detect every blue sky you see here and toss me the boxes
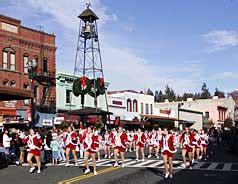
[1,0,238,95]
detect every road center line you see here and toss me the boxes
[57,166,120,184]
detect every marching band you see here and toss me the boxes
[17,126,209,178]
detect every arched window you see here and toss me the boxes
[23,53,29,73]
[2,47,15,70]
[133,99,138,112]
[127,99,132,112]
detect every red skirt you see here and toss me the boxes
[66,143,76,150]
[162,150,174,158]
[114,146,126,152]
[182,145,193,152]
[137,142,145,148]
[85,149,97,154]
[29,149,41,157]
[202,144,207,148]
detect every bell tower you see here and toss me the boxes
[72,4,107,110]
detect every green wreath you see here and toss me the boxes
[88,78,106,97]
[72,76,92,97]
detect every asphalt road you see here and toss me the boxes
[0,145,237,184]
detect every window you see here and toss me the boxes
[3,51,8,69]
[23,84,30,105]
[66,89,72,104]
[33,85,38,98]
[150,104,153,115]
[23,54,29,73]
[141,103,144,114]
[145,104,149,115]
[127,99,132,112]
[133,100,138,112]
[32,56,38,71]
[10,80,16,87]
[2,48,15,70]
[43,86,47,97]
[10,53,15,70]
[43,58,48,73]
[205,111,209,118]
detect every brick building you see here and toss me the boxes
[0,15,56,126]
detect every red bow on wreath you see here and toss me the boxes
[80,76,88,87]
[98,77,104,86]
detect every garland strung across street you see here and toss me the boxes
[72,76,106,97]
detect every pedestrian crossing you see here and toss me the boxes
[18,159,238,171]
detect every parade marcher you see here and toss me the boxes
[135,128,146,161]
[148,129,159,159]
[82,126,99,175]
[192,130,202,161]
[94,129,101,161]
[180,127,195,169]
[64,126,78,167]
[126,130,134,152]
[20,129,42,173]
[112,127,128,168]
[200,129,209,160]
[160,128,177,179]
[103,130,111,158]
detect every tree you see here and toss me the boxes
[182,93,194,101]
[214,87,225,98]
[200,83,211,99]
[224,118,233,128]
[164,85,176,102]
[147,88,154,96]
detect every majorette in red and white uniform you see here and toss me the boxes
[93,130,100,151]
[103,132,111,147]
[64,131,79,150]
[21,133,42,156]
[112,131,128,152]
[160,133,177,157]
[180,132,195,152]
[134,131,146,148]
[193,132,202,149]
[200,133,209,148]
[82,131,99,153]
[148,130,158,148]
[127,131,134,143]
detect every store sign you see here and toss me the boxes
[54,117,64,125]
[112,100,123,106]
[42,119,53,126]
[160,109,171,115]
[4,101,16,108]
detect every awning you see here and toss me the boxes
[66,107,113,116]
[0,85,34,101]
[141,114,178,121]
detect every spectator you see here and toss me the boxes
[3,129,11,152]
[50,133,60,165]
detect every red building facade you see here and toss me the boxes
[0,15,56,121]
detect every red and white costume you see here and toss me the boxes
[135,132,146,148]
[148,131,158,148]
[200,133,209,148]
[160,134,177,157]
[193,133,202,149]
[127,132,134,143]
[82,132,99,153]
[112,132,128,152]
[22,134,42,156]
[64,131,78,150]
[180,132,195,152]
[103,133,111,147]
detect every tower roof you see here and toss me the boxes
[78,8,99,22]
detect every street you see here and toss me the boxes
[1,145,238,184]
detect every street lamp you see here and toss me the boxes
[28,60,38,128]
